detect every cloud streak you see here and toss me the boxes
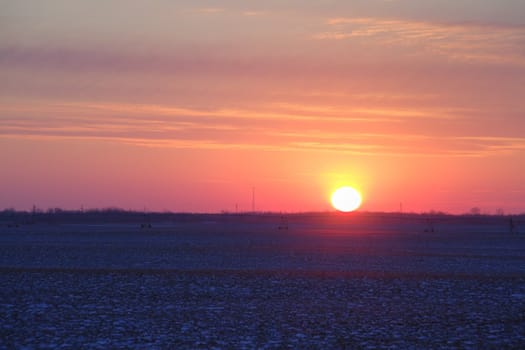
[315,17,525,65]
[1,100,523,157]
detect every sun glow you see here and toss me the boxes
[331,186,362,212]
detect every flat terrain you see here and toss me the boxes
[1,214,524,348]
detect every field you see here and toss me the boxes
[1,213,524,348]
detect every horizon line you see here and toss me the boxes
[2,207,524,217]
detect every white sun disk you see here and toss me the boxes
[331,187,362,212]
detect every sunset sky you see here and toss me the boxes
[1,0,524,213]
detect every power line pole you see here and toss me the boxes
[252,186,255,213]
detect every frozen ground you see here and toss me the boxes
[1,215,524,348]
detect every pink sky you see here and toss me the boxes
[1,1,525,213]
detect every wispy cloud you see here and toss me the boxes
[189,7,225,14]
[1,100,523,157]
[59,101,416,123]
[0,45,302,78]
[315,17,525,65]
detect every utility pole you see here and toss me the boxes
[252,186,255,213]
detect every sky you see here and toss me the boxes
[1,0,525,214]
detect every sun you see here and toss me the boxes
[331,186,362,212]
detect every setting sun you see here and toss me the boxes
[331,186,362,212]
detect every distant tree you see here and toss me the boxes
[2,208,16,214]
[469,207,481,215]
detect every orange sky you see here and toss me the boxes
[1,1,525,213]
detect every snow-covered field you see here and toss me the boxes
[1,216,524,348]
